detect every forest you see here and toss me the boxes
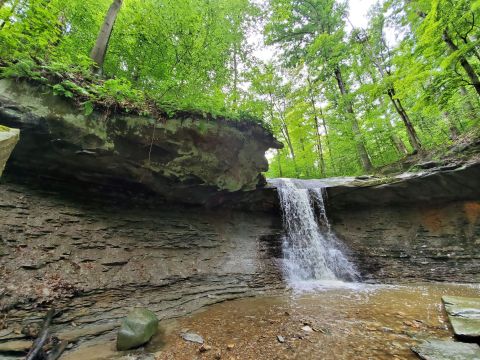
[0,0,479,178]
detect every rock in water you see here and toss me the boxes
[181,332,204,344]
[117,308,159,351]
[412,339,480,360]
[442,296,480,339]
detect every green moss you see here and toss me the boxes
[0,125,10,132]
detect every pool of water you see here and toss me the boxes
[64,282,480,360]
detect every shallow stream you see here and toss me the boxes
[64,282,480,360]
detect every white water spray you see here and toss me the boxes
[272,179,359,287]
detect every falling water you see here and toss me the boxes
[272,178,359,287]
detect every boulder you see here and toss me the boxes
[0,125,19,177]
[412,339,480,360]
[442,296,480,340]
[117,308,159,351]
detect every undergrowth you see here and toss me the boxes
[0,58,267,129]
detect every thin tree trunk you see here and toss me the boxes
[443,111,460,139]
[232,45,239,107]
[90,0,123,72]
[363,68,410,156]
[334,67,373,172]
[387,87,422,153]
[443,29,480,96]
[318,106,336,174]
[367,57,422,153]
[459,86,477,123]
[268,94,297,173]
[281,120,296,159]
[276,149,283,177]
[306,78,326,177]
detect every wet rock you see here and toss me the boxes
[412,339,480,360]
[116,308,159,351]
[442,296,480,339]
[181,332,204,344]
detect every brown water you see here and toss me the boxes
[64,283,480,360]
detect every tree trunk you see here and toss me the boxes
[459,86,477,123]
[443,30,480,96]
[318,105,336,174]
[276,149,283,177]
[306,78,326,177]
[387,87,422,153]
[90,0,123,73]
[232,44,239,107]
[334,67,373,172]
[442,111,460,139]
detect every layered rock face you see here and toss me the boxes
[324,162,480,283]
[0,79,281,206]
[329,200,480,283]
[0,181,283,351]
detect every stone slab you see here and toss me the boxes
[442,296,480,339]
[412,339,480,360]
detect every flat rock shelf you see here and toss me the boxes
[442,296,480,340]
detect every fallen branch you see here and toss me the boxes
[25,309,55,360]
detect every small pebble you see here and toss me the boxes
[199,344,212,352]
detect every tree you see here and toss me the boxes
[265,0,374,171]
[90,0,123,72]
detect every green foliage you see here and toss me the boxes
[0,0,478,179]
[256,0,480,179]
[0,0,263,125]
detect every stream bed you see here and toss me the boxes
[64,282,480,360]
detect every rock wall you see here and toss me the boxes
[329,201,480,283]
[324,162,480,283]
[0,181,283,353]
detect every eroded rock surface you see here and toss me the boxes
[0,79,281,206]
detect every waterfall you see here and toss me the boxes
[273,178,359,287]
